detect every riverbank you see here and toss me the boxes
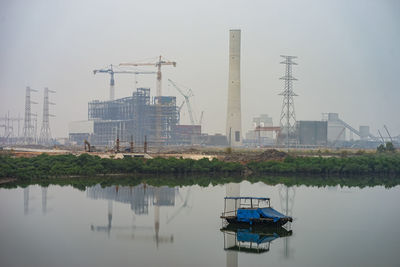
[1,151,399,181]
[2,173,400,191]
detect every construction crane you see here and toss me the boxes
[384,125,393,143]
[168,79,196,125]
[120,56,176,144]
[119,56,176,98]
[177,100,185,113]
[93,64,156,100]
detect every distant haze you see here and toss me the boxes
[1,0,399,138]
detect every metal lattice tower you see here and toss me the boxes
[0,112,23,144]
[279,55,298,148]
[23,86,38,144]
[39,87,56,145]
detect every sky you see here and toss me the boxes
[0,0,399,139]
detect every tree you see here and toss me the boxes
[386,142,396,153]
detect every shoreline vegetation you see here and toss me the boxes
[2,173,400,191]
[0,150,399,182]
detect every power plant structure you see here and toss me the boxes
[120,56,177,144]
[6,32,394,150]
[82,88,179,146]
[296,121,327,146]
[226,29,242,147]
[69,56,208,148]
[69,85,205,147]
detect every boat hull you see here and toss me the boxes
[223,216,292,227]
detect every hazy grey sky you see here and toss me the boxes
[1,0,399,138]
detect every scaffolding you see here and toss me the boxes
[88,88,179,146]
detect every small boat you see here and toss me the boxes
[221,197,293,227]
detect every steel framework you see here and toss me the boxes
[23,86,38,144]
[279,56,298,148]
[88,88,179,147]
[0,112,23,144]
[39,87,56,144]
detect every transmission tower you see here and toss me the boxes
[279,55,298,149]
[39,87,56,145]
[23,86,38,144]
[0,112,23,144]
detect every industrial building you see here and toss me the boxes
[245,114,275,146]
[321,113,378,144]
[69,87,179,147]
[324,113,346,142]
[173,125,201,145]
[296,121,327,146]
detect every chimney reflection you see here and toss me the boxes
[23,187,29,215]
[225,183,240,267]
[42,187,48,215]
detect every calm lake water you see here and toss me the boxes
[0,179,399,267]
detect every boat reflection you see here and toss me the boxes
[221,224,292,254]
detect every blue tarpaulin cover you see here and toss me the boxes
[236,229,279,244]
[237,209,260,222]
[258,207,289,223]
[236,207,289,223]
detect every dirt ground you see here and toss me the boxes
[222,149,287,163]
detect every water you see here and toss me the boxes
[1,179,399,267]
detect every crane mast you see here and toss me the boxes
[384,125,393,143]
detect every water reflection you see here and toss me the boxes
[23,187,29,215]
[23,186,49,215]
[224,182,296,265]
[4,180,399,267]
[225,183,241,267]
[279,184,295,258]
[221,225,293,254]
[86,184,177,247]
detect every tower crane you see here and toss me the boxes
[168,79,196,125]
[93,64,156,101]
[119,56,176,98]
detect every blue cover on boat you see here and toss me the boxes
[237,209,260,222]
[257,207,289,222]
[236,229,279,244]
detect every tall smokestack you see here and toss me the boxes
[226,29,242,147]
